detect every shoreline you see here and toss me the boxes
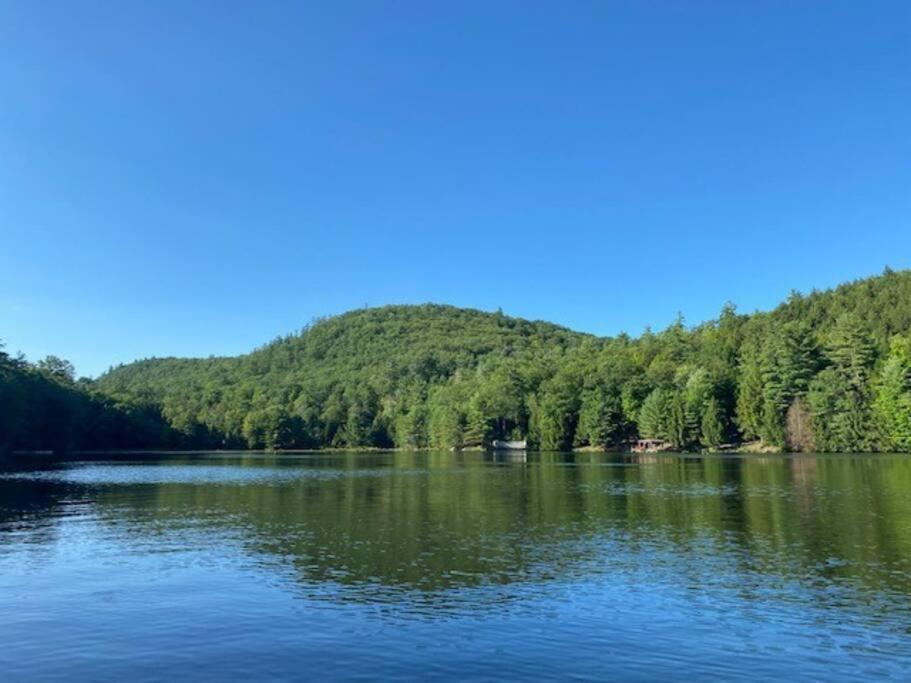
[6,447,899,459]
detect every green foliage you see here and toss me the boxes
[665,392,689,450]
[808,369,867,452]
[701,397,726,448]
[684,367,714,442]
[243,406,303,449]
[735,342,764,440]
[873,335,911,452]
[576,383,624,449]
[36,356,76,383]
[827,313,876,390]
[8,269,911,454]
[0,339,176,455]
[807,315,878,452]
[533,368,582,450]
[637,388,669,441]
[427,382,469,450]
[757,322,820,448]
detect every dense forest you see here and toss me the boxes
[3,269,911,455]
[0,350,175,454]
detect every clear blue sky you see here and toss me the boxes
[2,1,909,377]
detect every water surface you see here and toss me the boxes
[2,451,911,680]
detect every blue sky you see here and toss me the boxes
[2,1,909,377]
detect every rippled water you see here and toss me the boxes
[2,452,911,681]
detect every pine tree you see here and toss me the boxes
[873,336,911,451]
[700,397,725,448]
[735,343,764,440]
[577,383,623,449]
[758,322,819,448]
[827,313,876,391]
[684,368,714,445]
[638,388,671,440]
[535,370,581,450]
[666,392,689,449]
[809,315,878,451]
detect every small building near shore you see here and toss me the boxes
[631,438,671,453]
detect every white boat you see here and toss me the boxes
[491,439,527,450]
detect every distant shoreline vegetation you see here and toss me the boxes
[3,268,911,456]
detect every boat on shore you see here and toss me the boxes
[491,439,527,450]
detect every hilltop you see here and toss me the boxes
[95,304,588,449]
[5,269,911,454]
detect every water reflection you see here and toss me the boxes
[3,452,911,680]
[3,452,911,601]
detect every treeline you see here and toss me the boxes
[5,269,911,454]
[0,348,177,455]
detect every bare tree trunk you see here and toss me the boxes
[786,398,815,452]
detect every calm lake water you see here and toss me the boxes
[2,452,911,681]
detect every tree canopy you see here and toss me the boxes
[5,270,911,454]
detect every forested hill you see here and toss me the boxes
[94,304,589,449]
[97,304,586,403]
[5,269,911,454]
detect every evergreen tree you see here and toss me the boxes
[534,369,581,450]
[638,388,671,441]
[735,342,764,440]
[758,322,819,448]
[394,405,427,449]
[576,383,623,449]
[684,368,714,445]
[427,382,468,449]
[700,397,726,448]
[808,315,878,452]
[873,336,911,451]
[666,392,688,450]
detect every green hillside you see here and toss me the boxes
[5,269,911,454]
[95,304,588,449]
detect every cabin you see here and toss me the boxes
[631,438,670,453]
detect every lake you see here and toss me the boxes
[2,452,911,681]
